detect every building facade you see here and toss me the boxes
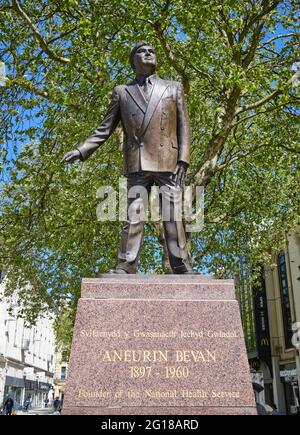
[264,231,300,415]
[53,349,68,402]
[239,230,300,415]
[0,280,56,410]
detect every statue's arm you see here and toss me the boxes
[174,84,190,187]
[176,83,190,167]
[61,87,121,164]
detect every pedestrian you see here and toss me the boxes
[270,403,281,415]
[53,397,61,413]
[24,394,32,411]
[44,397,49,408]
[58,399,63,413]
[3,395,14,416]
[256,401,268,415]
[24,398,30,411]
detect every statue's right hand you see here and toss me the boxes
[60,149,81,164]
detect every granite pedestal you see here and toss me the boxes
[62,275,256,415]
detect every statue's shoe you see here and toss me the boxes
[182,271,201,274]
[107,268,129,274]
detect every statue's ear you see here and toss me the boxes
[131,60,136,72]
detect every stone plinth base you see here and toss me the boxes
[62,275,256,415]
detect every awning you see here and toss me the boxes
[5,376,25,388]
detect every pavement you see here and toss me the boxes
[14,407,59,416]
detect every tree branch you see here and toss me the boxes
[216,142,269,172]
[182,62,215,84]
[239,1,281,69]
[189,87,242,190]
[47,27,77,45]
[205,203,248,224]
[236,70,300,115]
[7,76,80,110]
[214,139,299,177]
[12,0,70,64]
[232,101,290,126]
[232,100,300,128]
[239,0,280,45]
[218,9,235,47]
[242,20,265,68]
[8,77,50,99]
[152,21,190,94]
[259,33,300,48]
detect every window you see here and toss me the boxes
[61,366,67,380]
[278,251,293,348]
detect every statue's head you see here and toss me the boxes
[130,42,156,74]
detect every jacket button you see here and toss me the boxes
[160,144,163,147]
[161,127,165,130]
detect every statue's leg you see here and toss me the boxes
[157,173,193,274]
[116,173,151,273]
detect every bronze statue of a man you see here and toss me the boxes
[62,42,193,274]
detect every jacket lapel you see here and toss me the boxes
[138,78,169,137]
[125,83,147,114]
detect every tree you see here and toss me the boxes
[0,1,299,348]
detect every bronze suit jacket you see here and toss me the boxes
[77,75,190,174]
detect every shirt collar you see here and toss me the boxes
[135,73,157,86]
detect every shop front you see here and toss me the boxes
[280,363,300,415]
[24,379,52,408]
[4,376,25,408]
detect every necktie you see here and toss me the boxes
[143,77,151,101]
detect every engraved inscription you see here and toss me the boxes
[75,326,243,406]
[79,329,238,339]
[77,389,241,400]
[101,349,168,362]
[100,349,216,363]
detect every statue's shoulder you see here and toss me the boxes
[160,78,182,88]
[113,84,126,94]
[113,81,135,95]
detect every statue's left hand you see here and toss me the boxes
[61,149,81,164]
[173,161,188,188]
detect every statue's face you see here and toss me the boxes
[133,45,156,73]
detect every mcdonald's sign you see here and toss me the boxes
[260,338,269,347]
[253,271,272,376]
